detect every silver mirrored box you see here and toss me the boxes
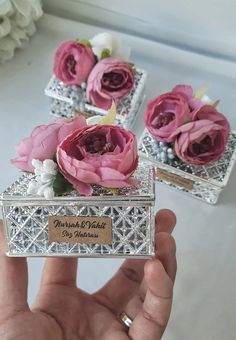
[45,69,146,130]
[139,130,236,204]
[0,166,155,258]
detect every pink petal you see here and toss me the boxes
[172,84,193,99]
[11,157,33,172]
[97,167,126,181]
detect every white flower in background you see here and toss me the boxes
[201,94,213,105]
[0,0,42,64]
[89,32,131,61]
[86,115,102,125]
[27,159,58,200]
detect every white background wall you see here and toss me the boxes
[43,0,236,60]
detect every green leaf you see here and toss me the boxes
[212,99,220,108]
[98,101,117,125]
[53,171,73,196]
[53,151,57,163]
[79,39,92,48]
[194,86,209,99]
[104,187,119,195]
[101,48,111,59]
[110,188,119,195]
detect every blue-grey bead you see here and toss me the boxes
[161,151,167,160]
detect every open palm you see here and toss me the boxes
[0,209,176,340]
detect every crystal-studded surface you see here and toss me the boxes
[1,166,155,257]
[45,69,146,130]
[139,130,236,204]
[3,205,154,257]
[2,165,155,201]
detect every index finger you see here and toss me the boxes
[93,209,176,314]
[155,209,176,234]
[128,259,175,340]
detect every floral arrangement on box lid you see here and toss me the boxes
[144,84,230,166]
[53,32,136,111]
[11,104,139,199]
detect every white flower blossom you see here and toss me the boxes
[89,32,131,61]
[86,115,102,125]
[201,94,213,105]
[0,0,42,64]
[27,159,58,200]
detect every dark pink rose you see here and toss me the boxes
[171,105,230,165]
[86,58,135,110]
[53,40,96,86]
[57,125,139,195]
[11,116,87,172]
[145,91,191,142]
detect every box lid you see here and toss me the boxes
[0,164,155,206]
[44,68,147,120]
[139,129,236,189]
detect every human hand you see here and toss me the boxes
[0,209,176,340]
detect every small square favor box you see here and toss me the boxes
[0,165,155,258]
[45,32,147,129]
[139,129,236,204]
[45,69,146,130]
[139,84,236,204]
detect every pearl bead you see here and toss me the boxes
[161,152,167,161]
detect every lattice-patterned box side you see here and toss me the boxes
[0,166,155,258]
[139,130,236,204]
[45,69,147,129]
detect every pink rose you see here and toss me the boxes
[86,58,135,110]
[57,125,139,195]
[172,84,193,100]
[53,40,96,86]
[11,116,87,172]
[172,84,208,110]
[145,91,191,142]
[171,105,230,165]
[192,104,230,131]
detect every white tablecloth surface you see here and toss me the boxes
[0,14,236,340]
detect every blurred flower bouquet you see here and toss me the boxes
[45,32,147,129]
[0,0,42,63]
[139,84,236,204]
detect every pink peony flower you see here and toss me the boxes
[86,58,135,110]
[171,105,230,165]
[192,104,230,131]
[145,91,191,142]
[53,40,96,86]
[172,84,210,110]
[172,84,194,100]
[57,125,139,195]
[11,116,87,172]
